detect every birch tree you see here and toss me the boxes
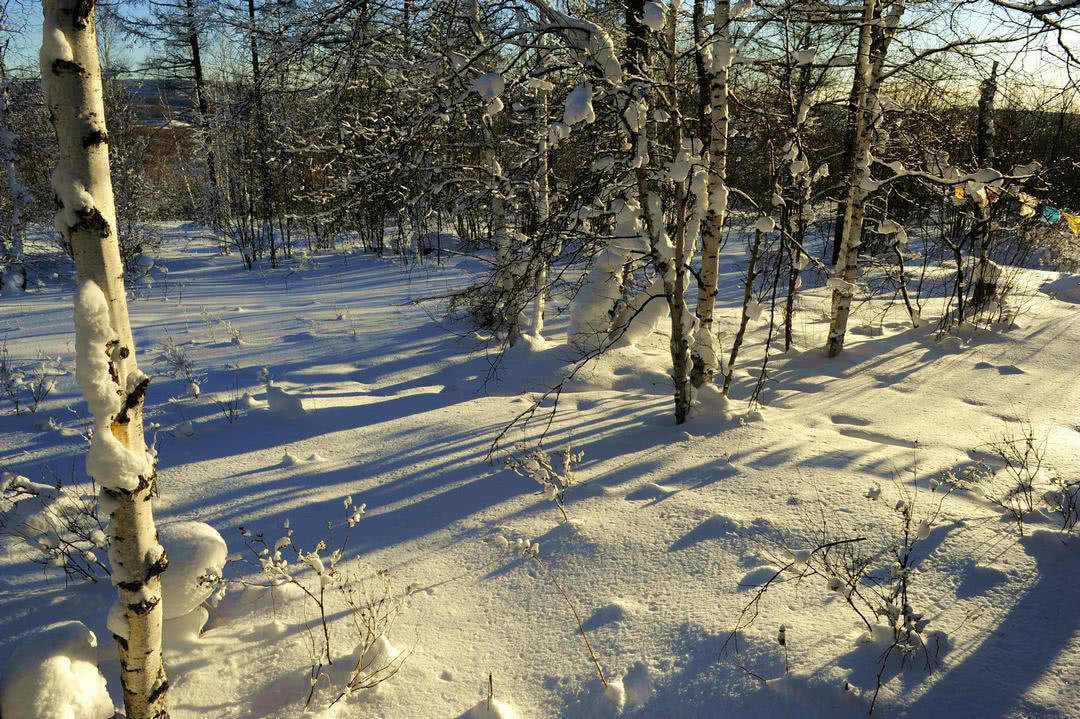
[690,0,733,386]
[41,1,169,716]
[1,2,29,294]
[826,0,903,357]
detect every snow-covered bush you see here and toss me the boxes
[0,343,66,415]
[954,421,1075,535]
[156,521,228,619]
[153,332,204,398]
[0,471,110,581]
[0,620,115,719]
[729,473,954,714]
[229,500,410,709]
[506,445,582,522]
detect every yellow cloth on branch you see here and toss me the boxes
[1064,212,1080,236]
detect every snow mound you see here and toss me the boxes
[158,521,227,619]
[584,601,632,630]
[622,662,653,707]
[353,635,400,677]
[1041,274,1080,303]
[460,696,521,719]
[567,677,626,716]
[0,621,114,719]
[266,381,305,417]
[163,606,210,647]
[739,565,782,588]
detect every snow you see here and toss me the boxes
[473,73,505,100]
[0,621,114,719]
[642,2,666,31]
[1040,274,1080,303]
[74,280,151,491]
[3,227,1080,719]
[563,84,595,125]
[753,216,775,233]
[462,697,522,719]
[265,379,305,417]
[156,521,227,619]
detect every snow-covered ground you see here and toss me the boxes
[1,224,1079,718]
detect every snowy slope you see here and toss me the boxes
[1,225,1078,718]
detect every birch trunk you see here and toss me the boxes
[41,1,169,717]
[972,62,998,313]
[690,0,731,386]
[663,0,692,423]
[1,70,28,293]
[531,70,551,338]
[826,0,903,356]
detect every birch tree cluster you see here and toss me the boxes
[8,0,1080,411]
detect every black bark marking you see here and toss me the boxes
[73,207,112,238]
[83,128,109,148]
[128,596,160,615]
[116,375,150,425]
[114,634,129,651]
[117,579,144,592]
[51,59,86,76]
[72,0,95,28]
[148,679,170,705]
[148,550,169,578]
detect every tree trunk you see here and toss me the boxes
[826,0,903,356]
[40,1,169,717]
[185,0,221,243]
[662,0,692,423]
[531,64,551,338]
[691,0,731,386]
[247,0,275,268]
[1,66,28,294]
[971,62,998,314]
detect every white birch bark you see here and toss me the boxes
[826,0,903,357]
[0,74,28,293]
[531,68,551,338]
[40,2,169,716]
[691,0,731,386]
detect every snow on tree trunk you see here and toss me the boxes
[531,64,551,339]
[484,119,520,343]
[660,0,694,423]
[691,0,731,386]
[40,1,170,716]
[570,197,647,350]
[826,0,903,357]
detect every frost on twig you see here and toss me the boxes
[506,446,583,522]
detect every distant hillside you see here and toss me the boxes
[115,77,196,127]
